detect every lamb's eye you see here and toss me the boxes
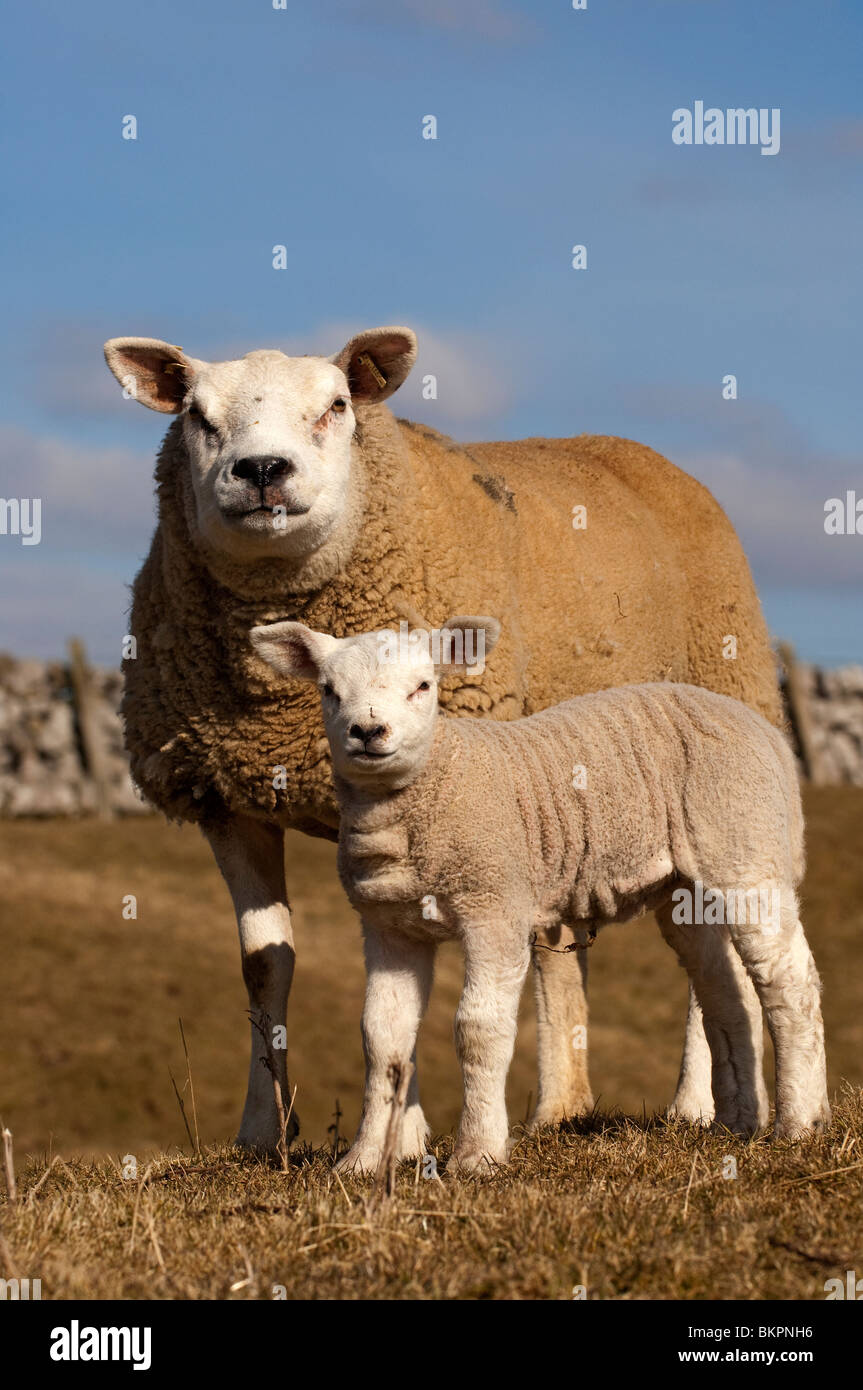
[331,398,347,414]
[322,683,337,700]
[411,681,431,697]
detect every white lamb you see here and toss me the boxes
[250,616,830,1173]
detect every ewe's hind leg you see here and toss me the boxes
[728,893,830,1139]
[667,982,714,1126]
[205,815,298,1153]
[656,905,768,1136]
[336,924,435,1175]
[453,926,532,1172]
[531,944,593,1126]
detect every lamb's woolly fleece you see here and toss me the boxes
[335,683,804,935]
[123,404,782,831]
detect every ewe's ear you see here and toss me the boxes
[436,615,501,675]
[331,326,417,404]
[103,337,198,413]
[250,622,338,681]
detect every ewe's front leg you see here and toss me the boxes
[453,927,532,1172]
[531,943,593,1126]
[204,814,298,1154]
[336,925,435,1176]
[728,894,830,1139]
[657,906,768,1136]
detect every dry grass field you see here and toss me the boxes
[4,1094,863,1302]
[1,787,861,1300]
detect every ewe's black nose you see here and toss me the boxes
[350,723,388,744]
[231,455,295,488]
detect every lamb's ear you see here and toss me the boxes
[331,326,417,404]
[103,337,198,413]
[250,622,337,680]
[436,615,501,675]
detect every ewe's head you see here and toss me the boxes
[103,327,417,562]
[250,617,501,791]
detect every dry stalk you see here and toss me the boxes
[25,1155,59,1205]
[248,1011,295,1172]
[367,1060,414,1216]
[168,1067,196,1153]
[1,1126,16,1206]
[178,1018,200,1155]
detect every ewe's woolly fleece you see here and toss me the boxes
[337,683,804,932]
[124,402,782,832]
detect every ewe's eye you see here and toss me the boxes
[331,398,347,414]
[188,406,217,436]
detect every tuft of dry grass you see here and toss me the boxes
[2,1087,861,1301]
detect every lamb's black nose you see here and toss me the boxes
[231,456,294,488]
[350,723,387,745]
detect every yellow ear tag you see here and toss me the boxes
[357,353,387,389]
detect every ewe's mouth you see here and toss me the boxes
[223,503,312,519]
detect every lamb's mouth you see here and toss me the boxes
[350,749,395,762]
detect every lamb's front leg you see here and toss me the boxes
[336,924,436,1175]
[204,814,297,1154]
[452,925,532,1172]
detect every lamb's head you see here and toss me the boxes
[250,616,501,791]
[103,327,417,562]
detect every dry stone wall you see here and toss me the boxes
[1,651,862,816]
[0,654,144,816]
[788,662,863,787]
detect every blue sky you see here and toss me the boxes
[1,0,861,665]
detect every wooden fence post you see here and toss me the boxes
[67,637,114,818]
[778,640,823,785]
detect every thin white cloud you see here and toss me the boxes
[394,326,512,426]
[0,425,155,658]
[0,425,157,555]
[0,557,131,665]
[18,321,131,417]
[618,384,863,587]
[680,450,863,588]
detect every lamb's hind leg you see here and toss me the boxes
[204,814,298,1154]
[727,888,830,1139]
[531,942,594,1127]
[656,903,768,1136]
